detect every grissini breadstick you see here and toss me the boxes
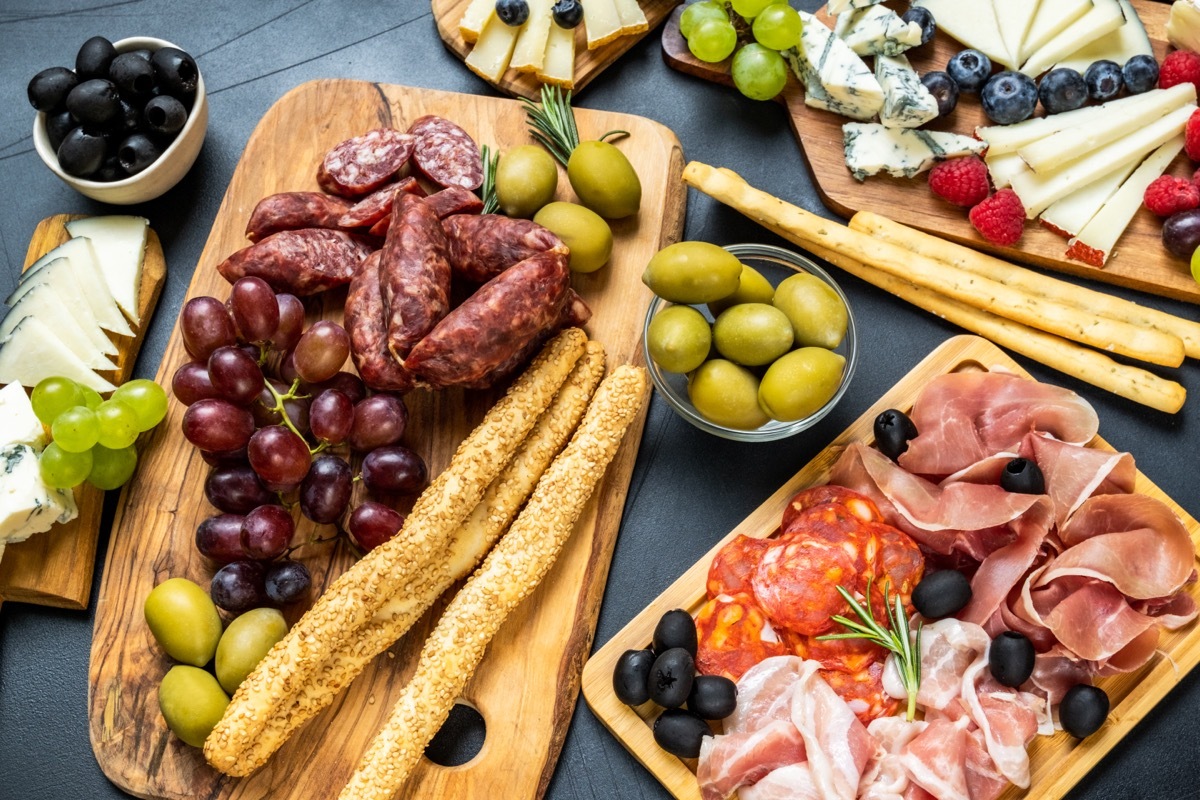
[338,364,649,800]
[681,162,1184,368]
[204,328,588,776]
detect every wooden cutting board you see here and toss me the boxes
[662,1,1200,304]
[0,215,165,611]
[583,334,1200,800]
[88,79,685,800]
[433,0,681,98]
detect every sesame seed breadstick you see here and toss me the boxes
[338,364,649,800]
[205,329,589,776]
[232,342,608,769]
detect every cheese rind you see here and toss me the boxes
[464,12,520,83]
[838,5,922,57]
[0,383,46,451]
[458,0,495,43]
[795,11,884,121]
[65,216,148,326]
[0,444,78,545]
[1020,0,1125,77]
[875,53,939,129]
[1056,0,1152,72]
[912,0,1017,70]
[843,123,987,180]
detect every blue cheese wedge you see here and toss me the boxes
[828,0,886,13]
[0,444,78,546]
[837,5,922,57]
[0,383,46,451]
[875,54,939,129]
[794,11,884,121]
[843,123,987,180]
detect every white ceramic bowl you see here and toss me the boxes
[32,36,207,205]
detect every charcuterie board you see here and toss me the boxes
[0,214,165,612]
[88,79,685,800]
[581,334,1200,800]
[662,0,1200,304]
[433,0,681,98]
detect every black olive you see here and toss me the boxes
[1000,458,1045,495]
[126,48,153,62]
[110,98,140,133]
[653,609,698,658]
[76,35,118,80]
[686,675,737,720]
[912,570,972,619]
[649,647,695,709]
[552,0,584,28]
[109,52,158,101]
[27,67,79,112]
[1060,684,1109,738]
[652,709,712,758]
[613,648,654,706]
[874,408,918,462]
[151,46,199,100]
[95,154,126,182]
[144,94,188,137]
[56,127,107,177]
[45,111,76,152]
[988,631,1035,688]
[117,133,162,175]
[495,0,530,26]
[65,79,121,128]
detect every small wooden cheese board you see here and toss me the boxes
[662,0,1200,304]
[0,214,165,612]
[582,334,1200,800]
[433,0,681,98]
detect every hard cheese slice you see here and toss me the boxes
[458,0,495,43]
[794,11,884,121]
[510,0,554,72]
[0,443,78,545]
[0,282,118,371]
[1023,0,1093,61]
[0,382,46,451]
[465,12,520,83]
[843,123,987,180]
[11,257,117,357]
[0,316,116,392]
[986,152,1029,190]
[613,0,648,34]
[828,0,886,14]
[1021,0,1125,77]
[875,53,938,129]
[583,0,623,49]
[838,5,922,57]
[538,22,576,88]
[14,238,132,337]
[997,0,1042,64]
[1040,159,1140,237]
[1169,0,1200,52]
[912,0,1017,70]
[65,216,148,326]
[1055,0,1151,72]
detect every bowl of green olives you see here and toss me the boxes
[30,36,207,204]
[642,243,857,442]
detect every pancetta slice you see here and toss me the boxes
[790,659,875,800]
[899,718,971,800]
[860,717,927,800]
[725,656,803,734]
[696,721,807,800]
[738,763,823,800]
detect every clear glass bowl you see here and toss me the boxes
[642,243,858,442]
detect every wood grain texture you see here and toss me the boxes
[662,1,1200,304]
[0,214,165,611]
[582,334,1200,800]
[88,79,685,800]
[432,0,681,98]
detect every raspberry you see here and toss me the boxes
[1187,108,1200,161]
[928,156,990,207]
[1193,166,1200,189]
[969,189,1025,246]
[1159,50,1200,94]
[1143,175,1200,216]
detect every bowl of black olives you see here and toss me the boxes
[30,35,207,204]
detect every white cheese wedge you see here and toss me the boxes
[1018,83,1196,173]
[1020,0,1125,77]
[65,216,147,326]
[1169,0,1200,53]
[875,53,939,129]
[911,0,1017,70]
[1040,159,1139,237]
[613,0,648,34]
[0,443,78,545]
[839,5,922,57]
[843,123,988,180]
[1023,0,1093,61]
[458,0,495,43]
[1068,136,1185,266]
[1056,0,1151,72]
[0,316,116,393]
[15,238,132,337]
[829,0,886,13]
[795,11,884,121]
[538,22,576,88]
[997,0,1042,65]
[465,12,521,83]
[1009,103,1195,217]
[986,151,1032,190]
[0,383,46,451]
[9,258,117,357]
[583,0,623,49]
[510,0,554,72]
[0,283,118,371]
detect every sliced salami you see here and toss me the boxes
[423,186,484,220]
[344,251,414,393]
[694,594,789,682]
[216,229,373,296]
[317,128,415,198]
[752,535,861,636]
[408,115,484,190]
[707,534,772,599]
[781,485,883,532]
[337,177,424,229]
[245,192,352,242]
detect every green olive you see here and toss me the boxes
[215,607,289,694]
[643,242,743,304]
[158,665,230,748]
[533,201,613,273]
[772,273,849,349]
[758,347,846,422]
[567,140,642,219]
[707,264,775,316]
[648,305,712,374]
[144,578,223,668]
[712,303,794,366]
[688,359,770,430]
[496,145,559,219]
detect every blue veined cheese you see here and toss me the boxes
[0,383,46,451]
[0,444,78,545]
[843,123,987,181]
[828,0,886,14]
[837,5,922,57]
[794,11,884,121]
[875,54,939,129]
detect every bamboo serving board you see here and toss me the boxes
[89,79,685,800]
[0,215,165,611]
[662,1,1200,304]
[433,0,681,98]
[583,334,1200,800]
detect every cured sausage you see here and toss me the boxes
[369,185,478,238]
[707,534,772,598]
[409,115,484,190]
[781,485,883,533]
[752,534,861,636]
[870,521,925,609]
[245,192,352,242]
[804,634,886,675]
[694,594,789,681]
[317,128,415,198]
[381,194,452,360]
[818,663,899,724]
[216,229,373,296]
[404,250,570,389]
[336,177,424,230]
[442,214,566,283]
[344,251,413,393]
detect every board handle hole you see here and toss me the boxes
[425,700,487,767]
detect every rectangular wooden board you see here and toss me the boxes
[0,214,165,611]
[661,0,1200,304]
[582,334,1200,800]
[88,79,686,800]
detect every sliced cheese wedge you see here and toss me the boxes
[1023,0,1093,61]
[912,0,1017,70]
[1056,0,1152,72]
[986,151,1032,190]
[583,0,623,49]
[65,216,148,326]
[459,0,495,43]
[0,283,117,371]
[537,22,576,88]
[1067,136,1185,267]
[613,0,648,34]
[839,5,922,57]
[997,0,1042,65]
[465,12,521,83]
[0,316,116,392]
[1169,0,1200,53]
[11,238,133,337]
[510,0,554,72]
[828,0,886,13]
[12,258,117,357]
[1040,159,1140,237]
[1021,0,1125,77]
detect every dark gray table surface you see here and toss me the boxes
[1,2,1196,798]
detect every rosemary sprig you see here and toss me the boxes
[480,144,500,214]
[520,85,630,167]
[817,577,922,721]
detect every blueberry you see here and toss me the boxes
[56,127,107,177]
[117,132,163,175]
[921,71,959,117]
[44,111,76,152]
[947,49,992,93]
[65,78,121,127]
[1039,68,1088,114]
[150,46,199,100]
[144,94,188,136]
[75,35,117,80]
[552,0,583,29]
[901,7,936,46]
[1083,60,1124,102]
[1123,54,1160,95]
[27,67,78,112]
[981,70,1038,125]
[109,52,158,101]
[495,0,530,26]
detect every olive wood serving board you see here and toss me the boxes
[0,214,165,612]
[433,0,681,98]
[662,0,1200,304]
[88,79,685,800]
[583,334,1200,800]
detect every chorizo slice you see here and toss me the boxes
[819,663,899,725]
[870,521,925,610]
[245,192,352,242]
[751,535,861,636]
[694,594,789,682]
[409,115,484,190]
[442,214,566,283]
[707,534,772,599]
[337,177,424,230]
[216,229,372,296]
[381,194,452,360]
[317,128,415,198]
[781,485,883,533]
[344,251,413,393]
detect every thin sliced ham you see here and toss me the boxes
[900,718,972,800]
[725,656,803,734]
[791,659,875,800]
[860,717,927,800]
[738,763,822,800]
[696,721,807,800]
[1022,434,1135,526]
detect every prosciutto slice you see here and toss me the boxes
[1021,434,1135,527]
[697,722,807,800]
[738,763,823,800]
[790,659,875,800]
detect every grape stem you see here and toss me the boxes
[285,533,339,556]
[264,379,307,441]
